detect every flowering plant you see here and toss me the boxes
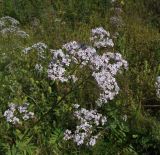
[47,26,128,146]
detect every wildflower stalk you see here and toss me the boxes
[21,75,91,141]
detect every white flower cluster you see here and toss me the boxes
[23,42,47,58]
[90,27,114,48]
[48,42,98,82]
[4,102,34,125]
[0,16,29,38]
[48,49,71,82]
[62,41,97,66]
[52,28,128,146]
[62,41,81,52]
[155,76,160,98]
[91,52,128,106]
[48,29,128,105]
[64,104,107,146]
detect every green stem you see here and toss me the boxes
[21,75,91,141]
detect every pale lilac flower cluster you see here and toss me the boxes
[62,41,96,65]
[48,49,71,82]
[48,28,128,105]
[4,102,34,125]
[155,76,160,98]
[76,46,97,65]
[48,41,96,82]
[32,42,48,54]
[0,16,29,38]
[91,52,128,106]
[62,41,81,52]
[3,103,19,124]
[51,28,128,146]
[90,27,114,48]
[64,104,107,146]
[23,42,47,58]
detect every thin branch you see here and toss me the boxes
[21,75,91,141]
[144,105,160,108]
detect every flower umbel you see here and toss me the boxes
[4,102,34,125]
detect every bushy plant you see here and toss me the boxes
[0,0,160,154]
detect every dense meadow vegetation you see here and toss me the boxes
[0,0,160,154]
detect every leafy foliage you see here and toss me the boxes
[0,0,160,154]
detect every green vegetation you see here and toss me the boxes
[0,0,160,154]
